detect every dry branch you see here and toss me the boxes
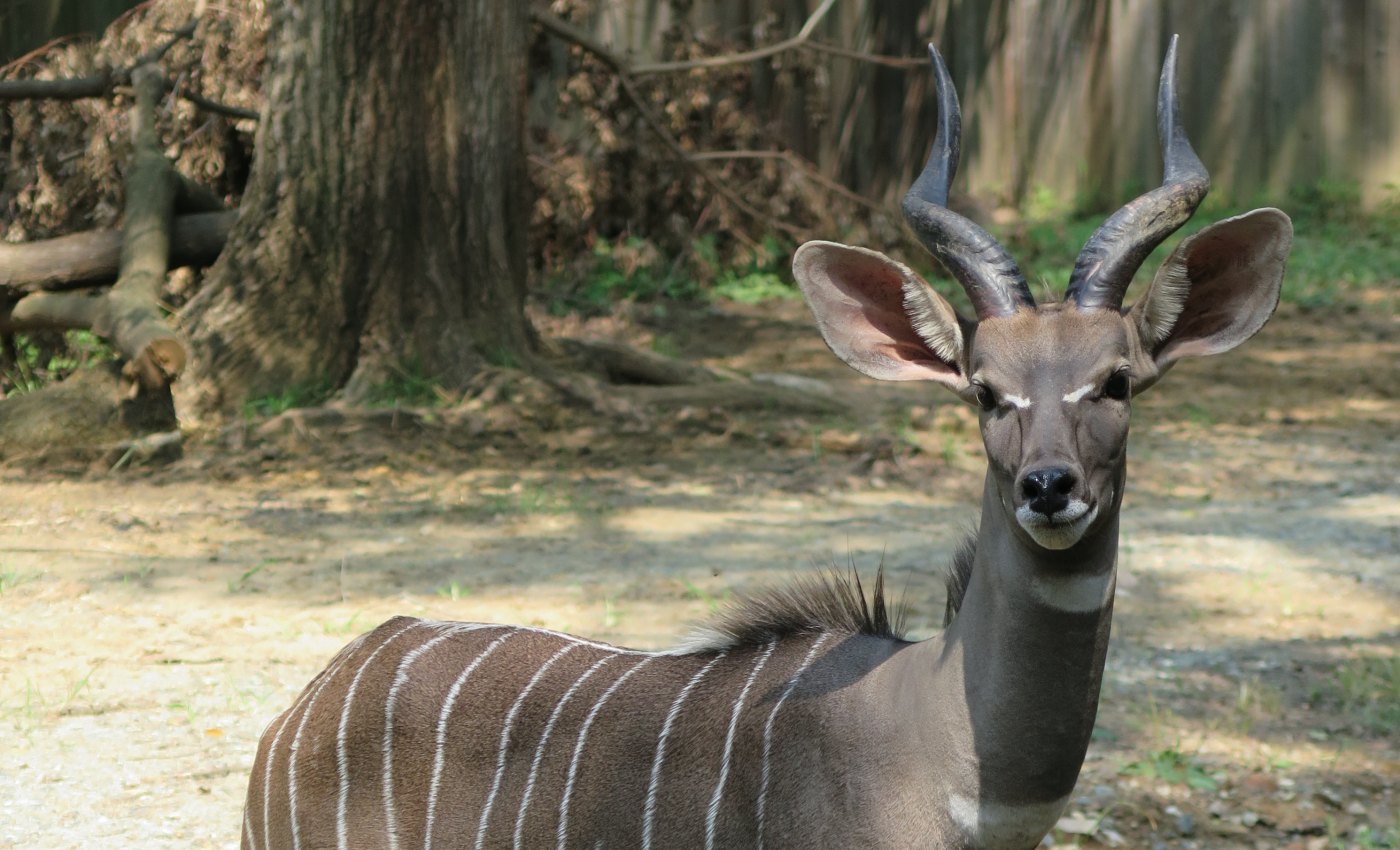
[630,0,838,75]
[530,7,805,239]
[0,211,234,294]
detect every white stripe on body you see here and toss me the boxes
[641,651,729,850]
[422,630,518,850]
[287,644,364,850]
[335,620,423,850]
[756,633,830,850]
[556,656,656,850]
[474,643,579,850]
[263,644,359,850]
[513,654,617,850]
[244,809,257,850]
[1004,394,1032,409]
[706,641,777,850]
[418,618,657,657]
[383,624,499,850]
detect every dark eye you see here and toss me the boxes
[1103,372,1130,401]
[975,385,997,411]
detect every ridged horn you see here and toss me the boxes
[1065,34,1210,311]
[901,45,1034,321]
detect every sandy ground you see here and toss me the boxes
[1,301,1398,849]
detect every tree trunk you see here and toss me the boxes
[180,0,534,414]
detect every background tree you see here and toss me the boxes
[179,0,535,413]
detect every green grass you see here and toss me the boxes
[241,376,336,419]
[542,233,797,314]
[1119,746,1218,791]
[992,179,1400,311]
[363,358,450,408]
[0,566,42,596]
[1330,655,1400,734]
[0,329,119,395]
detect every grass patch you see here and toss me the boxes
[0,329,120,395]
[994,179,1400,312]
[364,359,451,408]
[541,233,797,314]
[1330,655,1400,734]
[1119,746,1219,791]
[242,376,336,419]
[0,566,42,596]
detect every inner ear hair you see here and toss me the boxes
[1133,257,1191,347]
[902,276,965,367]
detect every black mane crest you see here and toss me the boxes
[674,566,908,653]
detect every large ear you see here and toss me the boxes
[793,241,970,391]
[1127,208,1292,390]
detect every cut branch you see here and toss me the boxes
[0,75,111,100]
[94,65,185,389]
[0,211,235,294]
[4,291,105,331]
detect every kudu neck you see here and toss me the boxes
[897,469,1118,810]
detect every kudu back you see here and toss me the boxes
[242,37,1291,850]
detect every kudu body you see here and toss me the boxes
[242,38,1291,850]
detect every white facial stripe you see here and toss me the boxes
[1015,502,1098,551]
[1004,394,1032,409]
[949,793,1071,848]
[475,643,579,850]
[758,633,829,850]
[558,656,655,850]
[1063,383,1095,403]
[515,654,616,850]
[642,652,728,850]
[707,641,777,850]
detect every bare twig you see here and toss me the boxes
[176,86,258,121]
[803,40,929,68]
[631,0,838,75]
[530,7,805,238]
[688,149,899,216]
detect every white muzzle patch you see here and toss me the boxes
[1015,500,1097,550]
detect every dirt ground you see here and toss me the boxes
[0,298,1397,850]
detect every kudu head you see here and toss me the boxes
[794,37,1292,554]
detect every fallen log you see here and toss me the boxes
[0,211,234,294]
[0,67,187,389]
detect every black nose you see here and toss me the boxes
[1019,467,1077,517]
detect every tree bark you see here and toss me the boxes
[179,0,535,413]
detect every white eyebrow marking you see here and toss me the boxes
[1063,383,1095,403]
[1004,394,1031,409]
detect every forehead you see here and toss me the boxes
[970,304,1129,381]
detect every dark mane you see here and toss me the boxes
[676,567,907,652]
[677,537,980,653]
[943,533,978,626]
